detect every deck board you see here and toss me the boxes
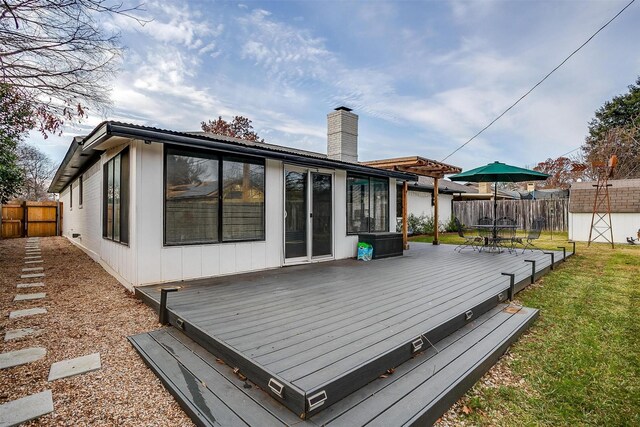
[137,243,568,416]
[130,305,539,426]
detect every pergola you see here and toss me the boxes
[362,156,462,248]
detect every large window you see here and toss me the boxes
[103,148,129,244]
[164,147,265,245]
[347,174,389,234]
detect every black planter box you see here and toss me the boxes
[358,232,404,259]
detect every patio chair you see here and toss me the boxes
[497,217,517,253]
[454,218,481,252]
[514,217,545,253]
[476,216,493,251]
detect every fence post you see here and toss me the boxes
[22,201,27,238]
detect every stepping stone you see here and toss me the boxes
[17,282,45,288]
[0,347,46,369]
[22,267,44,272]
[25,256,41,260]
[25,260,44,264]
[14,293,46,302]
[5,328,41,341]
[21,273,45,279]
[0,390,53,426]
[25,251,41,254]
[9,308,47,319]
[48,353,101,381]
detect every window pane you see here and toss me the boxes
[102,163,108,237]
[120,148,130,244]
[285,171,307,258]
[370,178,389,232]
[107,160,114,239]
[312,173,332,257]
[347,175,370,234]
[79,176,83,206]
[165,149,219,244]
[113,155,121,242]
[222,159,265,241]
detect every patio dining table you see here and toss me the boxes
[472,223,519,253]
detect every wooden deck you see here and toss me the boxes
[130,305,539,426]
[136,243,570,417]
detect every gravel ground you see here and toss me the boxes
[1,237,193,426]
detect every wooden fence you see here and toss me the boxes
[453,199,569,232]
[1,201,62,239]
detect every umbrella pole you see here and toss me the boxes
[493,182,498,240]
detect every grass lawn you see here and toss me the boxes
[411,232,640,426]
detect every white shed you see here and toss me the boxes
[568,179,640,243]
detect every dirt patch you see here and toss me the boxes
[1,237,192,426]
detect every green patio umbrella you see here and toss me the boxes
[448,161,549,238]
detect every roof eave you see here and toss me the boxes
[106,122,417,181]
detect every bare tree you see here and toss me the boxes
[16,143,56,200]
[0,1,147,135]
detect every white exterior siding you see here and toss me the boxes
[61,143,137,290]
[60,161,101,259]
[135,142,285,284]
[61,139,401,289]
[569,212,640,243]
[405,190,454,227]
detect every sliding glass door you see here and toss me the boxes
[284,167,333,263]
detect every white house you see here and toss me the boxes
[568,179,640,244]
[49,108,421,290]
[398,176,471,228]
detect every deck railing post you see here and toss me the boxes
[568,241,576,254]
[557,246,566,261]
[524,260,536,285]
[501,272,516,301]
[159,287,180,325]
[543,252,555,270]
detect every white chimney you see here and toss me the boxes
[527,182,535,192]
[327,106,358,162]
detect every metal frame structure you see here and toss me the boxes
[587,156,617,248]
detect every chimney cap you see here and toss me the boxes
[334,106,353,112]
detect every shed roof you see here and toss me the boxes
[569,179,640,213]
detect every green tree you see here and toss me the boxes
[583,76,640,178]
[0,84,33,202]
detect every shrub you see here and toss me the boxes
[444,215,458,232]
[407,213,438,235]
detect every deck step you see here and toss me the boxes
[129,304,538,427]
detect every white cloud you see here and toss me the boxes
[115,1,222,50]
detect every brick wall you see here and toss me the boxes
[569,179,640,213]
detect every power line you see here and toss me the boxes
[441,0,636,162]
[557,146,582,158]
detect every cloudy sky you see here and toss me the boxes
[29,0,640,171]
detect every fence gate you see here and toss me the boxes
[1,201,62,238]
